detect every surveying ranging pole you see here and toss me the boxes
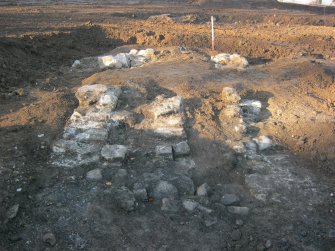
[277,0,335,7]
[211,16,215,51]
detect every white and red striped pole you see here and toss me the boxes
[211,16,215,51]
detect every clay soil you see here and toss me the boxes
[0,1,334,251]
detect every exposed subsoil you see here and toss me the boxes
[0,2,334,251]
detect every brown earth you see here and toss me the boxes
[0,2,334,250]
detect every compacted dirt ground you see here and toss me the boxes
[0,1,335,250]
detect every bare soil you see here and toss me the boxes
[0,2,334,251]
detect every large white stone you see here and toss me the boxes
[137,48,155,58]
[153,114,184,128]
[153,127,185,138]
[98,55,123,69]
[114,53,131,68]
[75,84,108,106]
[253,135,273,151]
[97,93,118,110]
[130,55,148,68]
[52,139,101,155]
[239,100,262,114]
[211,53,248,69]
[74,128,108,142]
[149,96,183,119]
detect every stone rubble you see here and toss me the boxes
[211,53,248,70]
[48,81,256,232]
[71,48,156,71]
[51,84,127,167]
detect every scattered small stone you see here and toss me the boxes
[14,88,25,96]
[38,134,45,138]
[182,199,199,212]
[236,219,244,226]
[155,145,173,160]
[231,229,242,241]
[170,175,195,196]
[161,198,179,212]
[173,141,190,158]
[101,144,128,162]
[16,188,22,192]
[227,206,250,216]
[221,87,241,104]
[265,240,272,249]
[329,228,335,238]
[245,140,257,152]
[222,194,240,206]
[153,181,178,199]
[43,233,56,246]
[133,188,148,201]
[6,204,19,220]
[115,169,128,178]
[114,186,136,211]
[198,205,213,214]
[86,169,102,181]
[204,216,218,227]
[196,183,210,196]
[256,243,265,251]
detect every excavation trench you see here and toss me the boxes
[1,9,335,250]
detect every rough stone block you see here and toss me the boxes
[161,198,179,212]
[149,96,183,119]
[227,206,250,216]
[52,139,101,155]
[182,199,199,212]
[169,175,195,196]
[101,144,128,162]
[75,128,108,142]
[114,186,136,211]
[153,114,184,128]
[173,141,190,158]
[155,145,173,160]
[222,194,240,206]
[153,180,178,199]
[133,188,148,201]
[97,55,122,69]
[153,127,185,138]
[75,84,108,106]
[86,168,103,181]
